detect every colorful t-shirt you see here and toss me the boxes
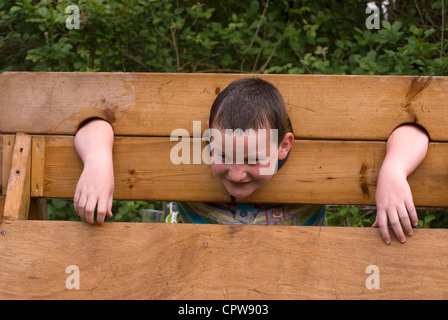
[177,202,326,226]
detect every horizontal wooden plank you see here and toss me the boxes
[1,72,447,141]
[39,135,448,206]
[0,220,446,299]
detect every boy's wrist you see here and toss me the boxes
[379,160,409,179]
[82,150,113,167]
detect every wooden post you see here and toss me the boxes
[0,196,5,219]
[1,135,15,196]
[28,199,48,220]
[31,136,45,197]
[28,136,48,220]
[3,133,32,220]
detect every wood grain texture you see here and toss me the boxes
[0,196,5,219]
[0,220,446,300]
[1,135,14,196]
[3,133,31,220]
[1,72,448,301]
[31,136,45,197]
[40,135,448,206]
[1,72,447,140]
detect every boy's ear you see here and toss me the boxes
[278,132,294,160]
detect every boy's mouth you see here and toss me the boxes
[227,179,251,188]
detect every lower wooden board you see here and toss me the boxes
[0,220,447,300]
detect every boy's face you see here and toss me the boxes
[209,127,293,199]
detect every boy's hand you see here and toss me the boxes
[372,124,428,244]
[373,165,418,244]
[74,156,114,224]
[73,119,115,224]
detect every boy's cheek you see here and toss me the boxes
[255,171,273,186]
[210,163,225,177]
[246,165,273,185]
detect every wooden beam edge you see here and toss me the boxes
[3,133,32,220]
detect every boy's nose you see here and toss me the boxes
[227,165,248,182]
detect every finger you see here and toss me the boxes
[397,203,413,237]
[376,208,391,244]
[106,194,114,218]
[405,200,419,227]
[372,208,382,228]
[73,198,80,217]
[388,209,406,243]
[73,188,81,217]
[84,197,97,225]
[96,197,108,225]
[76,193,88,221]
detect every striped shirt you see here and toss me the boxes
[177,202,326,226]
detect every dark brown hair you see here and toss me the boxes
[208,78,291,143]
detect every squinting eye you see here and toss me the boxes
[248,156,265,164]
[220,154,234,163]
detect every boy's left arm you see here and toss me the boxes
[373,124,429,244]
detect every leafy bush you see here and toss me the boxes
[1,0,447,74]
[48,198,165,223]
[326,206,448,229]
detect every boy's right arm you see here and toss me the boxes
[74,119,115,224]
[373,124,429,244]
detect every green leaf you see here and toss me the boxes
[36,6,50,19]
[391,21,402,33]
[248,1,259,15]
[9,6,22,14]
[367,50,377,61]
[382,20,391,31]
[424,28,436,38]
[424,214,436,225]
[51,199,68,209]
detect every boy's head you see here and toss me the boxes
[207,78,294,199]
[209,78,290,144]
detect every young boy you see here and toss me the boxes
[73,78,429,244]
[175,78,325,225]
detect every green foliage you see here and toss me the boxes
[111,200,164,222]
[326,206,376,227]
[47,199,79,221]
[48,198,165,222]
[1,0,448,74]
[327,205,448,229]
[47,200,448,228]
[416,207,448,228]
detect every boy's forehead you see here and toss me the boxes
[210,128,276,155]
[214,129,272,145]
[211,127,275,139]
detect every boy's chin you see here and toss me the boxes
[229,191,253,199]
[225,186,256,199]
[223,178,272,200]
